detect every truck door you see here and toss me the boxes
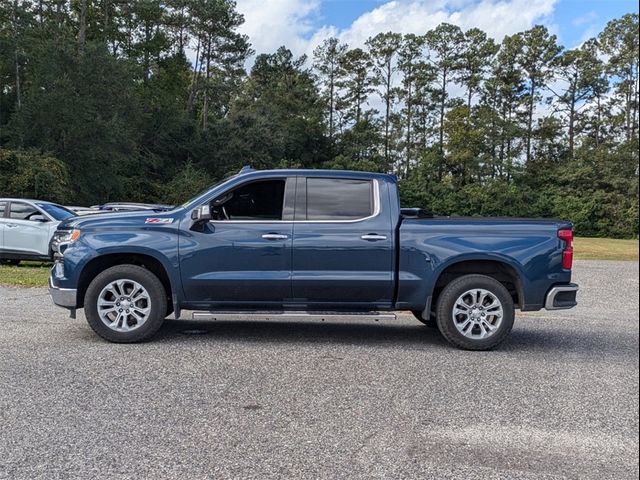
[291,176,394,309]
[179,177,294,306]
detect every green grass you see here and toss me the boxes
[0,261,52,287]
[574,237,639,261]
[0,237,637,288]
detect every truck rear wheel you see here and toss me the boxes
[84,265,167,343]
[436,274,514,350]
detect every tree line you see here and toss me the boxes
[0,2,637,237]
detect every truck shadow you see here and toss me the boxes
[156,318,449,349]
[152,318,637,359]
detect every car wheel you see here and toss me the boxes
[84,264,167,343]
[436,274,514,351]
[411,310,438,328]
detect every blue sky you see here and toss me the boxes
[234,0,638,59]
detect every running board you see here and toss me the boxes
[191,311,396,322]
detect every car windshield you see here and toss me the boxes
[181,174,238,208]
[37,203,76,221]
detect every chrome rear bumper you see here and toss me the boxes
[545,283,579,310]
[49,277,77,309]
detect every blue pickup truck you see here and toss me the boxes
[48,168,578,350]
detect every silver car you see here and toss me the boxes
[0,199,76,264]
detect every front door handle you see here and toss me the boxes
[262,234,289,240]
[361,234,387,241]
[6,224,19,228]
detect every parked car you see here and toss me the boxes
[0,199,76,264]
[66,206,102,216]
[92,202,173,213]
[48,168,578,350]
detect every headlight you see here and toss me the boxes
[58,229,81,244]
[52,229,81,255]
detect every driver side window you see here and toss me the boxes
[212,179,286,221]
[9,202,40,221]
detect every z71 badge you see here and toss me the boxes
[145,218,174,224]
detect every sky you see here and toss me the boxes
[233,0,639,61]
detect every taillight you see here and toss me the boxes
[558,228,573,270]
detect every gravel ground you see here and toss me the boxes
[0,260,638,480]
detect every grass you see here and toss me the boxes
[0,237,637,288]
[0,261,52,287]
[574,237,639,261]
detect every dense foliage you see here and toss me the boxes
[0,2,637,237]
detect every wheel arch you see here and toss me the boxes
[431,257,525,310]
[76,252,174,309]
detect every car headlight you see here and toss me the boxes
[57,229,81,244]
[52,229,81,255]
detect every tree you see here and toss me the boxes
[336,48,375,126]
[313,37,347,146]
[598,13,639,141]
[456,28,498,109]
[397,33,428,176]
[425,23,464,155]
[366,31,402,165]
[516,25,561,164]
[551,42,603,156]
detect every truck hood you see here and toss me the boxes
[58,209,180,230]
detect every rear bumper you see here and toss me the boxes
[49,276,77,309]
[544,283,579,310]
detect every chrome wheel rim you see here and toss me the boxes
[97,279,151,332]
[452,288,503,340]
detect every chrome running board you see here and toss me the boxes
[191,311,396,321]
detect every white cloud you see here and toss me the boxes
[233,0,559,63]
[572,10,597,27]
[235,0,322,57]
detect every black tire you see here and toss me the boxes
[436,274,514,351]
[84,264,167,343]
[0,259,20,266]
[411,310,438,328]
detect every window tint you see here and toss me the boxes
[306,178,373,220]
[214,180,286,221]
[9,202,40,221]
[0,202,6,217]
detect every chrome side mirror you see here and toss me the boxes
[191,205,212,222]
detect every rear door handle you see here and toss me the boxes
[261,234,289,240]
[361,234,387,241]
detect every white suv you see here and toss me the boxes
[0,199,76,264]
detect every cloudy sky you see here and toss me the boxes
[233,0,638,60]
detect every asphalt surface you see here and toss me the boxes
[0,260,638,480]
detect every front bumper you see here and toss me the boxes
[48,276,77,309]
[545,283,579,310]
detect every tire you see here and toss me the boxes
[411,310,438,328]
[0,259,20,266]
[436,274,514,351]
[84,264,167,343]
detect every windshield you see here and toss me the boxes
[37,203,76,221]
[180,174,238,208]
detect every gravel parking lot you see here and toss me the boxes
[1,260,638,480]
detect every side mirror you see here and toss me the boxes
[191,205,212,222]
[30,215,48,222]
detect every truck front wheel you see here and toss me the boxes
[436,274,514,350]
[84,265,167,343]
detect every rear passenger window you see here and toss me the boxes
[0,202,6,217]
[306,178,373,220]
